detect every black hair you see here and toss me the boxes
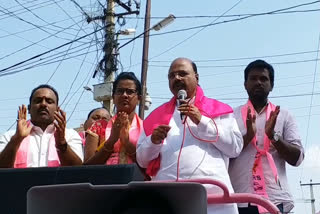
[112,72,142,96]
[244,59,274,87]
[29,84,59,105]
[191,61,198,74]
[87,107,108,119]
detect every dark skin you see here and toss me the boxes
[83,108,111,131]
[84,79,140,164]
[0,88,82,168]
[53,108,82,166]
[244,68,301,166]
[0,105,32,167]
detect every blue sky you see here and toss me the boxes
[0,0,319,213]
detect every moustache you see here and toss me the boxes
[173,81,185,90]
[38,108,49,114]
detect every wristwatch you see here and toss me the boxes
[56,143,68,153]
[270,131,281,143]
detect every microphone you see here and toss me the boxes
[177,90,187,120]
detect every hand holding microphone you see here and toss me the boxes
[177,89,202,125]
[177,90,187,121]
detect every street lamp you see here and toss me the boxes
[138,9,175,119]
[83,86,93,92]
[115,12,175,118]
[117,14,175,50]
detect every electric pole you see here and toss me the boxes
[103,0,116,112]
[300,180,320,214]
[87,0,139,114]
[138,0,151,119]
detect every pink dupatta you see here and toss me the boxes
[241,100,279,213]
[14,122,60,168]
[143,86,233,176]
[97,113,143,165]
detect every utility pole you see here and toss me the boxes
[138,0,151,119]
[103,0,116,113]
[87,1,139,114]
[300,180,320,214]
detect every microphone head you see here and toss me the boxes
[177,89,187,100]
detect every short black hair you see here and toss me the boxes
[113,72,142,96]
[191,61,198,74]
[244,59,274,87]
[29,84,59,105]
[87,107,108,119]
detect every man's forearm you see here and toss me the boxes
[242,134,252,149]
[57,145,82,166]
[273,140,302,166]
[0,135,24,168]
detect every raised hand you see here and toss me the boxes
[16,105,32,139]
[109,112,129,143]
[246,107,257,143]
[119,112,130,144]
[87,119,108,145]
[178,100,202,124]
[54,107,67,147]
[151,125,171,144]
[265,105,280,139]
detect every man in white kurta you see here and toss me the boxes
[137,58,243,214]
[0,123,83,167]
[228,60,304,214]
[0,84,83,168]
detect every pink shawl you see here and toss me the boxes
[143,86,233,176]
[15,123,60,168]
[241,100,279,213]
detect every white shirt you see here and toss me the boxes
[137,106,243,214]
[229,104,304,213]
[0,124,84,167]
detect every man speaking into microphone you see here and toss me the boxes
[137,57,243,214]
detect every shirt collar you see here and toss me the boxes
[29,121,55,134]
[255,100,270,115]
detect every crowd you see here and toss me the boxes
[0,58,304,214]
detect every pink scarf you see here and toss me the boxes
[78,131,86,146]
[241,100,279,213]
[101,113,142,165]
[14,123,60,168]
[143,86,233,176]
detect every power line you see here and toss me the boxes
[0,15,86,40]
[299,26,320,182]
[59,36,96,106]
[150,92,320,101]
[150,50,320,63]
[12,0,74,33]
[149,58,320,68]
[0,41,94,74]
[148,0,245,60]
[0,26,105,75]
[0,20,85,62]
[0,46,101,77]
[125,9,320,19]
[147,0,320,59]
[0,0,66,21]
[46,20,87,84]
[52,0,90,36]
[69,0,90,19]
[0,4,75,42]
